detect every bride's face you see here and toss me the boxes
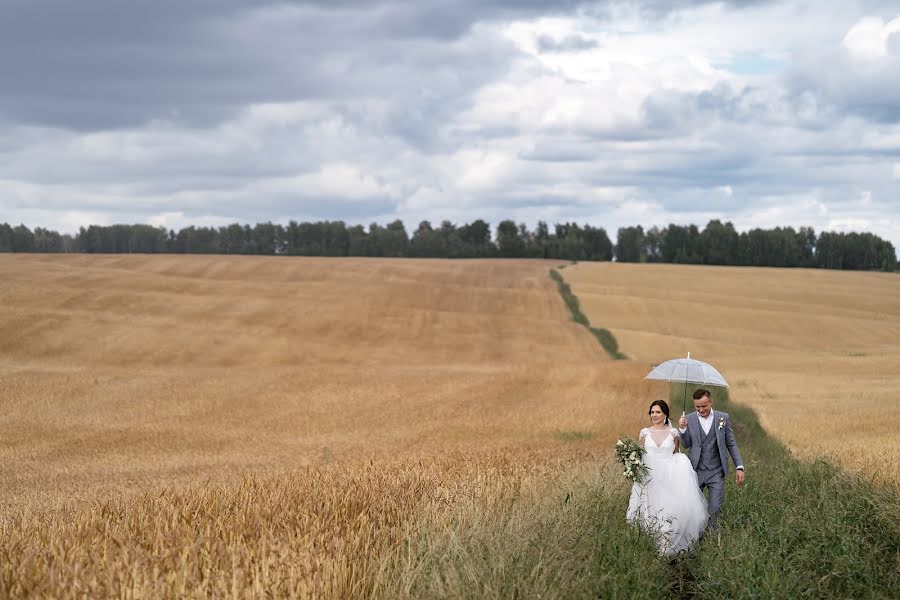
[649,405,665,425]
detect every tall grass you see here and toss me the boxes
[669,384,900,598]
[382,460,671,599]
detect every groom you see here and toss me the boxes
[678,388,744,530]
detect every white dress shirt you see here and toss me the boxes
[698,411,714,435]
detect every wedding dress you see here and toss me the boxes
[626,427,708,555]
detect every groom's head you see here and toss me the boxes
[692,388,713,417]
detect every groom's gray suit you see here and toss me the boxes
[679,410,743,530]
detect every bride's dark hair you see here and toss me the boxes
[648,399,670,425]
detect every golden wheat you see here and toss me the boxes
[6,255,892,597]
[0,255,650,597]
[0,446,620,598]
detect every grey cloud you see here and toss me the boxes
[523,84,775,146]
[643,84,783,133]
[0,0,588,131]
[1,0,265,129]
[5,176,398,227]
[537,34,598,53]
[519,141,599,162]
[786,43,900,124]
[0,0,779,132]
[888,30,900,54]
[576,0,771,22]
[638,189,750,215]
[237,197,399,225]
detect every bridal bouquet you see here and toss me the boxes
[615,437,649,484]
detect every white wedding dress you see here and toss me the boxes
[626,427,708,555]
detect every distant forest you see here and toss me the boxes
[0,219,896,271]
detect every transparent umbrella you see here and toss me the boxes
[644,352,729,415]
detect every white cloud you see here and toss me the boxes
[842,15,900,60]
[253,164,392,199]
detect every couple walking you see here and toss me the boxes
[625,389,745,555]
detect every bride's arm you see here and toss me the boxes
[673,434,681,453]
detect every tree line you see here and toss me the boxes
[0,219,896,271]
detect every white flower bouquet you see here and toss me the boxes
[615,437,649,484]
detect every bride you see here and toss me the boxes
[626,399,708,555]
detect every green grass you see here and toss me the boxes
[548,269,624,358]
[589,327,627,360]
[549,269,589,326]
[670,384,900,599]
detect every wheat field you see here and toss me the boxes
[564,261,900,485]
[0,255,658,513]
[0,254,661,597]
[2,254,897,597]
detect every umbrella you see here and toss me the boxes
[644,352,729,414]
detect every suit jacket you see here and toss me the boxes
[679,410,743,475]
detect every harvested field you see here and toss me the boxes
[564,262,900,485]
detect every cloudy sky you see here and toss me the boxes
[2,0,900,246]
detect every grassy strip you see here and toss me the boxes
[669,384,900,599]
[549,268,589,326]
[589,327,627,360]
[549,268,624,358]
